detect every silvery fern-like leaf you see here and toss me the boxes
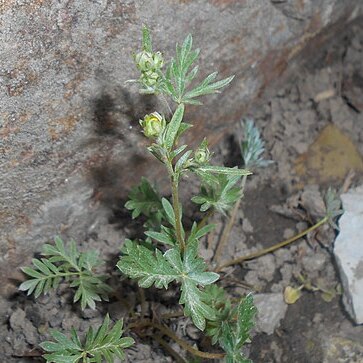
[240,118,273,169]
[40,315,134,363]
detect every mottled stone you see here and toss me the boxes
[334,185,363,324]
[254,293,288,335]
[1,1,362,294]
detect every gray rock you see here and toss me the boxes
[322,336,363,363]
[253,293,288,335]
[334,185,363,324]
[242,218,254,233]
[9,307,38,345]
[1,1,363,294]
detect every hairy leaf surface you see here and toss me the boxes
[41,315,134,363]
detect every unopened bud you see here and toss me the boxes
[135,50,164,72]
[193,138,211,165]
[140,70,159,87]
[139,112,165,139]
[135,51,154,72]
[152,51,164,69]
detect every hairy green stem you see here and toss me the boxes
[215,216,328,272]
[166,159,185,253]
[214,174,248,264]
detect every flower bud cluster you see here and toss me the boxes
[134,50,164,88]
[139,112,166,139]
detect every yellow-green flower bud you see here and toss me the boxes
[135,51,154,72]
[152,51,164,69]
[135,51,164,72]
[194,138,211,165]
[140,70,159,87]
[139,112,165,139]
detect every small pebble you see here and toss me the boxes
[283,228,295,239]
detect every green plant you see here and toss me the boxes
[19,26,257,363]
[19,237,112,310]
[19,26,345,363]
[40,315,134,363]
[118,25,257,361]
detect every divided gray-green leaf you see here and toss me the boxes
[192,172,242,215]
[41,315,134,363]
[218,294,256,363]
[164,243,219,330]
[125,177,163,219]
[240,119,273,170]
[117,240,178,289]
[324,187,344,230]
[19,237,111,310]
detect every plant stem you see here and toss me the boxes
[167,159,185,253]
[129,320,225,360]
[215,216,328,272]
[197,208,214,229]
[153,334,187,363]
[213,174,248,264]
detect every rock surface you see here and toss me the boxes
[1,1,363,294]
[334,185,363,324]
[253,293,288,335]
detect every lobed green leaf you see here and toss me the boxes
[125,177,163,219]
[117,240,178,289]
[41,315,134,363]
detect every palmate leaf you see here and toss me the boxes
[165,241,219,330]
[19,237,112,310]
[117,239,219,331]
[192,172,242,215]
[125,177,163,220]
[117,239,178,289]
[41,315,134,363]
